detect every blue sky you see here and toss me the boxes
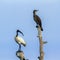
[0,0,60,60]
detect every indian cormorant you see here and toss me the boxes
[33,10,43,31]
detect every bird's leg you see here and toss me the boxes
[18,44,21,51]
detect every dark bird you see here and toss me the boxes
[33,10,43,31]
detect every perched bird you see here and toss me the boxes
[16,50,28,60]
[15,30,26,50]
[16,50,25,59]
[33,10,43,31]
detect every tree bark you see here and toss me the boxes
[37,25,44,60]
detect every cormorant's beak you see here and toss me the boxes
[36,10,39,11]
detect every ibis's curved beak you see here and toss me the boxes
[17,30,24,36]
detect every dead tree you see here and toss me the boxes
[37,25,47,60]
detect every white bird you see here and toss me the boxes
[15,30,26,50]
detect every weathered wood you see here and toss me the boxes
[37,25,44,60]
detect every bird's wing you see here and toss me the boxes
[19,37,26,44]
[35,15,41,23]
[15,36,21,44]
[15,36,26,45]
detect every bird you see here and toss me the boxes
[33,10,43,31]
[15,29,26,51]
[16,50,25,59]
[16,50,28,60]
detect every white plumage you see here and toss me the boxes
[15,30,26,47]
[15,36,26,46]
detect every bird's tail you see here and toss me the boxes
[36,25,43,31]
[38,23,43,31]
[39,24,43,31]
[41,27,43,31]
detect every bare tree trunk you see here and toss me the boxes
[37,25,44,60]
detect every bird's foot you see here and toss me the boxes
[38,56,40,60]
[36,25,38,28]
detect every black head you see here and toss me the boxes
[16,29,24,37]
[33,10,38,14]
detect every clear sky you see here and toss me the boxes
[0,0,60,60]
